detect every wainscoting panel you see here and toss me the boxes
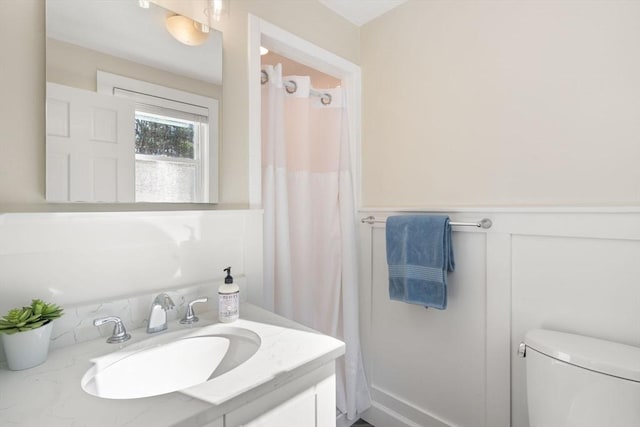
[358,209,640,427]
[364,222,488,427]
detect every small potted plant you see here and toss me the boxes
[0,299,64,370]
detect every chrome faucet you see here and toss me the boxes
[94,316,131,344]
[146,293,175,333]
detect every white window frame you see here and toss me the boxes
[133,107,205,202]
[97,71,219,203]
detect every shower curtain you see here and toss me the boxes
[261,64,371,420]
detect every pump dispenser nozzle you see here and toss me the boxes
[224,266,233,284]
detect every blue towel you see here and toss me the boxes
[386,215,455,309]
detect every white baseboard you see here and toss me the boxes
[336,411,350,427]
[360,402,424,427]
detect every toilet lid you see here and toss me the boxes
[525,329,640,382]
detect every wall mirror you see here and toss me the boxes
[46,0,222,203]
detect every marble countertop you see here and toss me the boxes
[0,304,345,427]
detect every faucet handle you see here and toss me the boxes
[94,316,131,344]
[180,297,209,324]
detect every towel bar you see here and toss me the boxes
[360,215,492,229]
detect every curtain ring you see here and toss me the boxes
[286,80,297,94]
[261,70,268,85]
[321,93,332,105]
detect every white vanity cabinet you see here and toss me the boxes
[224,363,336,427]
[0,305,344,427]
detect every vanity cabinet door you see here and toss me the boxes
[224,363,336,427]
[314,373,337,427]
[241,387,316,427]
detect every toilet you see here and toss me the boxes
[521,329,640,427]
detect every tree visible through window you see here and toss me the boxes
[135,114,195,159]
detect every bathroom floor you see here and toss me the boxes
[353,419,374,426]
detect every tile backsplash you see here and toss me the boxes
[0,277,245,363]
[50,277,245,350]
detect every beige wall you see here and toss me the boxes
[0,0,359,210]
[6,0,639,210]
[0,0,45,207]
[361,0,640,207]
[46,39,222,99]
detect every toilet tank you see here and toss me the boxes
[524,329,640,427]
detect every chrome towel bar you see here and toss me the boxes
[360,215,492,229]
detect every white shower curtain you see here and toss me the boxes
[261,64,371,420]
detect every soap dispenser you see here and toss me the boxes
[218,267,239,323]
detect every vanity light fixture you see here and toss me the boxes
[138,0,150,8]
[260,46,269,56]
[165,14,210,46]
[204,0,230,22]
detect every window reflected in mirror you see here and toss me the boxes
[134,110,205,203]
[102,72,218,203]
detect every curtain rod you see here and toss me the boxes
[360,215,493,229]
[261,70,332,105]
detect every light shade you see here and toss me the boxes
[204,0,230,22]
[165,15,209,46]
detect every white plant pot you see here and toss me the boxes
[1,321,53,371]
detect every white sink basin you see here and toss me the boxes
[81,326,260,399]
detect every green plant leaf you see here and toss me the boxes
[24,320,47,330]
[17,308,32,323]
[27,313,42,322]
[0,299,63,334]
[32,301,43,316]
